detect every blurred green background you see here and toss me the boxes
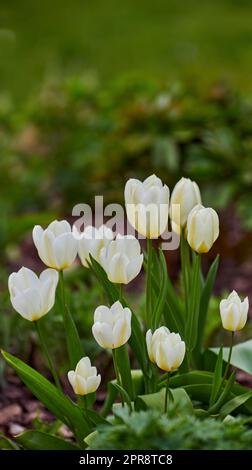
[1,0,252,372]
[1,0,252,101]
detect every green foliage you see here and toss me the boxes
[2,76,252,267]
[87,407,252,450]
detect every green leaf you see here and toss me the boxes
[152,265,184,334]
[195,255,220,360]
[209,345,223,406]
[58,271,84,369]
[111,382,133,411]
[2,350,89,444]
[115,345,135,399]
[219,391,252,419]
[100,381,118,417]
[211,340,252,376]
[16,430,80,450]
[0,433,19,450]
[208,372,236,414]
[152,250,168,329]
[135,387,194,414]
[86,409,111,426]
[185,254,201,352]
[169,371,252,416]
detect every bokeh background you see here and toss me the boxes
[1,0,252,435]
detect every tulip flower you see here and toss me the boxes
[8,267,59,321]
[33,220,78,270]
[73,224,114,268]
[146,327,185,413]
[187,204,219,254]
[146,327,185,372]
[170,177,201,233]
[220,290,249,332]
[99,234,143,284]
[92,301,132,349]
[68,357,101,396]
[124,174,169,238]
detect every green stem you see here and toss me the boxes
[146,238,153,328]
[180,233,190,315]
[78,395,92,429]
[222,331,234,384]
[35,321,62,392]
[112,349,124,406]
[164,373,170,414]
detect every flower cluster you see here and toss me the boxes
[7,174,249,406]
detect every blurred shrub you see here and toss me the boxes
[2,75,252,259]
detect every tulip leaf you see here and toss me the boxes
[211,340,252,376]
[185,254,201,353]
[194,254,220,363]
[2,350,89,444]
[168,371,252,415]
[209,345,224,406]
[100,381,119,417]
[135,387,194,415]
[151,263,184,334]
[16,430,80,450]
[219,391,252,419]
[90,256,149,375]
[115,345,135,400]
[208,372,236,414]
[111,382,133,411]
[86,409,111,426]
[152,250,168,330]
[58,271,84,369]
[0,434,20,450]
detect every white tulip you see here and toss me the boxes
[8,267,59,321]
[99,234,143,284]
[92,301,131,349]
[68,356,101,396]
[170,177,201,233]
[187,204,219,254]
[33,220,78,270]
[220,290,249,332]
[124,174,169,238]
[146,327,185,372]
[73,224,114,268]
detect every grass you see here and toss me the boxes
[1,0,252,102]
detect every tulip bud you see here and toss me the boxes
[33,220,78,270]
[124,174,169,238]
[170,177,201,233]
[187,204,219,254]
[73,224,114,268]
[8,267,59,321]
[92,301,131,349]
[99,234,143,284]
[67,356,101,396]
[220,290,249,332]
[146,327,185,372]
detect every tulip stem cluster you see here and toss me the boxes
[35,320,62,392]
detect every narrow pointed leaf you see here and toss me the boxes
[209,345,223,406]
[2,350,89,442]
[16,430,80,450]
